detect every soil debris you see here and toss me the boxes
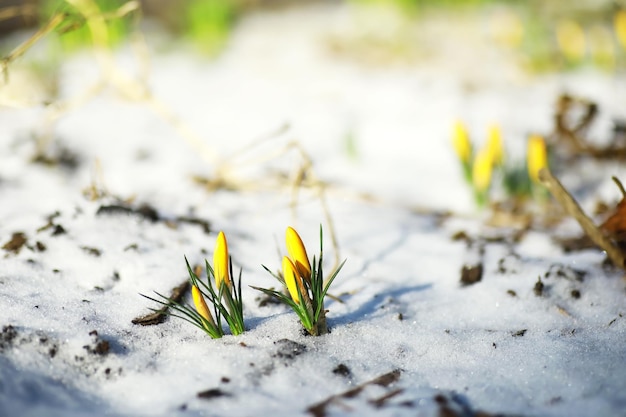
[512,329,527,337]
[32,144,80,171]
[174,216,212,234]
[2,232,27,254]
[272,338,307,361]
[460,263,483,286]
[83,331,110,356]
[96,203,160,223]
[197,388,230,400]
[35,212,67,237]
[51,224,67,236]
[332,363,352,378]
[533,277,544,297]
[96,203,213,236]
[0,325,18,351]
[81,246,102,257]
[544,264,586,282]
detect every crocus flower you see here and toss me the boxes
[472,146,493,192]
[487,124,504,166]
[192,284,216,329]
[282,256,305,304]
[213,231,230,289]
[556,20,586,62]
[452,120,472,165]
[286,226,311,281]
[527,135,548,183]
[257,226,346,336]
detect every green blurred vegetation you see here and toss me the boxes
[32,0,239,55]
[2,0,626,69]
[40,0,134,50]
[183,0,236,54]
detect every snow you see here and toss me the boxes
[1,3,626,417]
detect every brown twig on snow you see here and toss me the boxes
[1,12,67,84]
[612,176,626,198]
[538,168,626,270]
[307,369,402,417]
[132,279,190,325]
[553,94,626,159]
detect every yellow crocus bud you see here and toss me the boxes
[213,231,230,289]
[487,124,504,166]
[192,285,216,328]
[472,146,493,192]
[285,227,311,281]
[556,20,586,61]
[452,120,472,164]
[615,10,626,50]
[282,256,304,304]
[527,135,548,183]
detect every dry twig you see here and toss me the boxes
[307,369,402,417]
[132,280,190,325]
[538,168,625,270]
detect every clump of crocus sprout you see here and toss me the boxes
[142,231,245,338]
[254,226,345,336]
[451,121,549,206]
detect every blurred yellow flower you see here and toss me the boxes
[527,135,548,183]
[452,121,472,164]
[487,124,504,166]
[490,9,524,48]
[556,20,586,62]
[472,146,492,192]
[615,10,626,50]
[286,226,311,281]
[213,231,230,289]
[192,285,216,329]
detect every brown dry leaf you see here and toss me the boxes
[599,177,626,249]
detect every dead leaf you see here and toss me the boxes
[599,177,626,248]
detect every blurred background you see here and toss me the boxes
[1,0,626,223]
[1,0,625,72]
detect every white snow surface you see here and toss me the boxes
[1,4,626,417]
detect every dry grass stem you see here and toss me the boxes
[538,168,626,270]
[1,12,67,84]
[0,5,37,22]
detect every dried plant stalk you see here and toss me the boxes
[538,168,625,270]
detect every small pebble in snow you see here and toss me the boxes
[2,232,27,254]
[460,263,483,286]
[533,277,544,297]
[197,388,230,399]
[332,363,352,378]
[512,329,527,337]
